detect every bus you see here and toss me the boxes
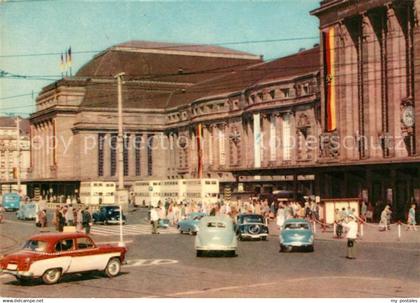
[160,180,187,202]
[79,182,116,205]
[185,179,219,205]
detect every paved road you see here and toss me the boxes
[1,208,419,298]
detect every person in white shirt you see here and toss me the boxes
[341,215,358,259]
[150,206,160,234]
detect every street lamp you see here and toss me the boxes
[115,72,128,247]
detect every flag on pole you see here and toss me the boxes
[60,53,65,74]
[65,51,68,75]
[68,47,72,76]
[68,47,72,67]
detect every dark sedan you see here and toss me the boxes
[92,206,127,225]
[236,214,269,241]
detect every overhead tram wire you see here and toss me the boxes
[0,36,319,59]
[0,48,411,86]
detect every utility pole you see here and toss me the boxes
[15,117,21,195]
[115,72,127,247]
[116,72,125,192]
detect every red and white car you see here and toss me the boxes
[0,232,127,285]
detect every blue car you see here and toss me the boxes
[16,202,37,220]
[177,212,206,235]
[2,193,21,212]
[279,218,314,252]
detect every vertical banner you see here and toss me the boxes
[208,127,213,166]
[253,113,261,168]
[219,127,225,166]
[270,114,276,161]
[324,27,337,131]
[196,123,203,178]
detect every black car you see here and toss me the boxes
[236,214,269,241]
[92,206,127,225]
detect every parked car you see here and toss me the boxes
[16,202,37,220]
[2,193,21,212]
[0,232,127,285]
[236,214,269,241]
[178,212,206,235]
[92,206,126,225]
[195,215,237,257]
[279,218,314,252]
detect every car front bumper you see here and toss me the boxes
[240,233,268,239]
[195,245,237,251]
[280,241,313,247]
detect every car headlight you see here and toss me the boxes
[279,235,284,242]
[309,236,314,242]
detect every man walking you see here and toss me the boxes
[82,207,92,234]
[342,215,358,259]
[150,205,159,234]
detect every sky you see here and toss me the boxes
[0,0,321,117]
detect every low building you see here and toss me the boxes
[0,117,30,189]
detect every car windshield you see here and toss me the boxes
[207,222,226,228]
[243,216,263,224]
[193,215,205,221]
[284,223,309,230]
[23,240,48,252]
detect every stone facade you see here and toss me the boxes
[0,117,30,184]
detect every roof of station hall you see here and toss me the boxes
[76,40,262,82]
[74,40,263,110]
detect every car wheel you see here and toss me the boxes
[42,268,62,285]
[16,276,31,285]
[104,220,108,225]
[196,250,203,257]
[261,236,267,241]
[279,245,283,253]
[308,245,314,252]
[284,245,293,253]
[190,230,197,236]
[105,258,121,278]
[228,250,236,257]
[180,229,183,234]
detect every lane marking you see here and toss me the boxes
[126,258,178,268]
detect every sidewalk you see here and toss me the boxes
[268,221,420,244]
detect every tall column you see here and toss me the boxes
[103,133,110,177]
[362,14,383,159]
[387,6,408,158]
